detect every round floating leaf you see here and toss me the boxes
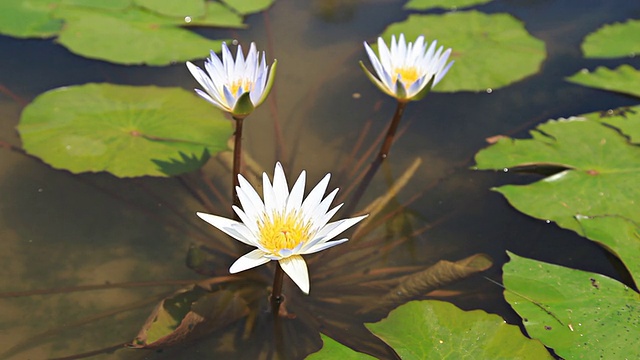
[577,216,640,288]
[380,11,546,92]
[134,0,205,18]
[221,0,275,15]
[503,252,640,360]
[55,8,225,65]
[582,19,640,58]
[566,65,640,99]
[184,2,245,28]
[18,84,233,178]
[0,0,62,38]
[61,0,131,10]
[474,110,640,234]
[365,300,552,359]
[404,0,493,11]
[306,334,377,360]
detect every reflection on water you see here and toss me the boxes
[1,0,639,358]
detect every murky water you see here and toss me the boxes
[1,0,639,359]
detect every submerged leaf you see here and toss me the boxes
[380,11,546,92]
[130,286,249,348]
[359,254,492,314]
[18,84,233,178]
[566,65,640,98]
[366,300,553,360]
[503,252,640,360]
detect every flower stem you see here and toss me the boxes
[344,100,407,215]
[232,116,245,214]
[271,262,285,315]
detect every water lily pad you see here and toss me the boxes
[184,2,245,28]
[474,110,640,234]
[365,300,552,359]
[61,0,131,10]
[18,84,233,178]
[55,8,226,65]
[134,0,205,18]
[582,19,640,58]
[380,11,546,92]
[0,0,62,38]
[221,0,274,15]
[503,252,640,360]
[566,65,640,98]
[404,0,493,11]
[307,334,377,360]
[577,216,640,287]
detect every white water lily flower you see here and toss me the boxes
[186,42,277,117]
[361,33,454,101]
[197,163,367,294]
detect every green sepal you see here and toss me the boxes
[359,61,395,98]
[255,59,277,108]
[231,91,254,118]
[410,75,435,101]
[393,78,407,99]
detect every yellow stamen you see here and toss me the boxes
[228,78,254,96]
[258,211,311,254]
[393,67,419,86]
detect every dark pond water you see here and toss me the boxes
[1,0,639,359]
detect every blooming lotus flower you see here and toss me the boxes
[197,163,367,294]
[186,42,277,118]
[361,34,454,101]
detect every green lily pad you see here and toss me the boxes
[380,11,546,92]
[0,0,62,38]
[55,8,226,65]
[306,334,377,360]
[134,0,205,18]
[365,300,552,359]
[61,0,131,10]
[582,19,640,58]
[577,216,640,287]
[404,0,493,11]
[18,84,233,178]
[503,252,640,360]
[566,65,640,99]
[221,0,274,15]
[474,110,640,234]
[183,2,245,28]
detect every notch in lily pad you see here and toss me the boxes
[18,83,234,178]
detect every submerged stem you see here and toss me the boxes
[271,262,285,315]
[344,100,408,215]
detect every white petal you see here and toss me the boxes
[262,169,277,217]
[302,238,348,255]
[286,170,306,214]
[231,205,260,238]
[229,249,271,273]
[196,212,256,246]
[301,173,330,218]
[279,255,310,294]
[315,215,368,242]
[271,162,289,209]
